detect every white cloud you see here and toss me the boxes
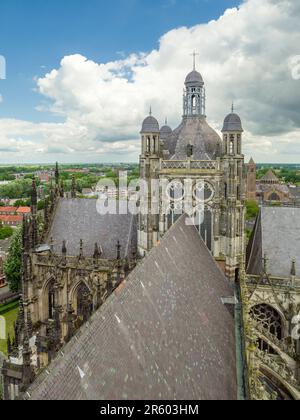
[0,0,300,163]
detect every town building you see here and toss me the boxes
[246,159,292,204]
[0,207,31,227]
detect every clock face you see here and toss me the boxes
[193,181,215,204]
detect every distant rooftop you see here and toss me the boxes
[260,170,279,184]
[247,207,300,277]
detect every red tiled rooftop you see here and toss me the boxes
[0,207,18,213]
[0,215,23,222]
[0,206,31,214]
[16,207,31,214]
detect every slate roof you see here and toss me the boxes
[185,70,204,86]
[141,116,160,133]
[289,186,300,200]
[27,215,237,401]
[160,124,172,140]
[47,199,137,260]
[222,113,243,132]
[260,170,279,183]
[247,207,300,278]
[168,116,222,160]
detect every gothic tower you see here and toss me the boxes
[183,69,206,117]
[138,111,161,255]
[138,66,246,281]
[221,109,246,279]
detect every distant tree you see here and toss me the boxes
[4,226,22,292]
[0,223,14,240]
[14,199,30,207]
[37,199,46,211]
[246,200,259,220]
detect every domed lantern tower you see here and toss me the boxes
[183,55,206,117]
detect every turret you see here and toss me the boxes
[222,106,243,156]
[138,110,160,256]
[221,106,246,280]
[140,110,160,156]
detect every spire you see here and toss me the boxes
[71,175,77,199]
[31,176,37,212]
[117,241,121,260]
[60,179,64,198]
[291,259,296,277]
[62,240,67,256]
[149,106,152,116]
[79,239,83,258]
[231,102,234,114]
[44,198,49,230]
[55,162,59,186]
[22,215,30,252]
[49,180,55,206]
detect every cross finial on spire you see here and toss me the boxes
[149,106,152,116]
[191,50,199,71]
[231,102,234,113]
[165,117,168,125]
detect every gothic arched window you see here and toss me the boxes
[224,183,228,199]
[229,135,235,154]
[146,136,151,153]
[269,192,280,201]
[250,304,283,340]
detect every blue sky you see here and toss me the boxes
[0,0,299,164]
[0,0,239,122]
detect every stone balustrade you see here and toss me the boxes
[160,160,219,171]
